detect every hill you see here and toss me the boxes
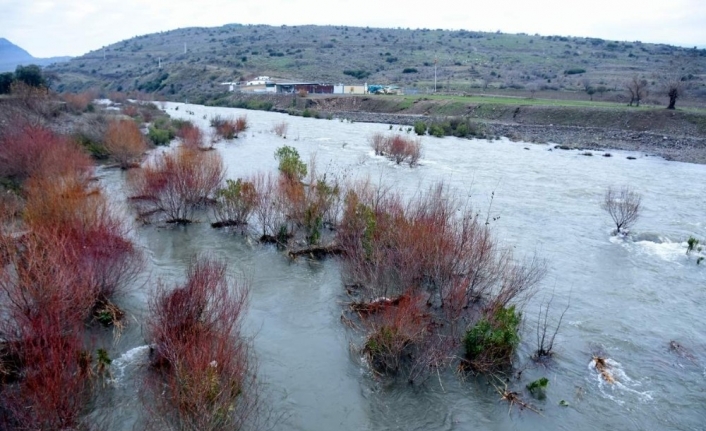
[0,38,71,72]
[49,24,706,106]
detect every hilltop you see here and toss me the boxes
[49,24,706,106]
[0,38,70,72]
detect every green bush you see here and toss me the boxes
[274,145,307,181]
[343,70,371,80]
[402,68,418,74]
[429,123,446,137]
[413,121,427,136]
[463,305,521,371]
[564,68,586,75]
[148,126,172,146]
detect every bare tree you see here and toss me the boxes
[625,75,648,107]
[660,54,696,110]
[602,186,642,234]
[534,289,570,361]
[582,78,595,101]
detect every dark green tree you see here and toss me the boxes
[0,72,14,94]
[14,64,46,88]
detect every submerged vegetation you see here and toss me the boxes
[1,86,700,428]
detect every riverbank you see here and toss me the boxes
[217,93,706,164]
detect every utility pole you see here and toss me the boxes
[434,57,437,93]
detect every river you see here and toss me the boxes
[96,102,706,431]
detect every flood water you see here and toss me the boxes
[98,102,706,430]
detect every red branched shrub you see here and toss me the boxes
[361,290,430,374]
[146,256,258,431]
[23,173,142,305]
[271,121,288,137]
[369,134,422,166]
[0,314,89,431]
[179,123,208,150]
[0,123,92,185]
[104,119,147,169]
[339,182,545,380]
[211,115,248,140]
[121,104,139,118]
[109,91,128,104]
[0,229,96,325]
[128,147,224,223]
[61,90,96,113]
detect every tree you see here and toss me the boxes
[625,75,648,107]
[582,79,595,101]
[602,186,642,234]
[660,55,695,110]
[14,64,46,88]
[0,72,13,94]
[274,145,307,181]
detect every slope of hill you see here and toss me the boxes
[49,24,706,106]
[0,38,71,72]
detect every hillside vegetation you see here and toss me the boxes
[49,24,706,107]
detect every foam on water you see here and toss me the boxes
[589,358,653,405]
[109,345,151,385]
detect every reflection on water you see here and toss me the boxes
[96,102,706,431]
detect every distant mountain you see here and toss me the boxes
[47,24,706,104]
[0,38,71,72]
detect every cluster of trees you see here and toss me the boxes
[0,64,48,94]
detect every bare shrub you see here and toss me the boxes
[369,134,422,166]
[369,133,386,155]
[0,314,89,431]
[61,90,97,113]
[23,173,143,309]
[0,122,92,186]
[271,121,289,138]
[145,256,258,431]
[178,123,208,151]
[361,291,430,375]
[129,147,224,223]
[602,186,641,234]
[104,119,147,169]
[533,291,570,361]
[250,172,287,240]
[339,182,545,380]
[211,115,248,140]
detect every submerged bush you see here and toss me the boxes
[129,147,224,223]
[104,119,147,168]
[368,134,421,166]
[274,145,307,181]
[463,305,521,372]
[213,178,258,228]
[146,256,258,431]
[413,121,427,136]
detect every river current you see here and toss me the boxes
[97,102,706,431]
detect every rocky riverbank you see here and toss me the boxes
[314,110,706,164]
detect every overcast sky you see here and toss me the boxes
[1,0,705,58]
